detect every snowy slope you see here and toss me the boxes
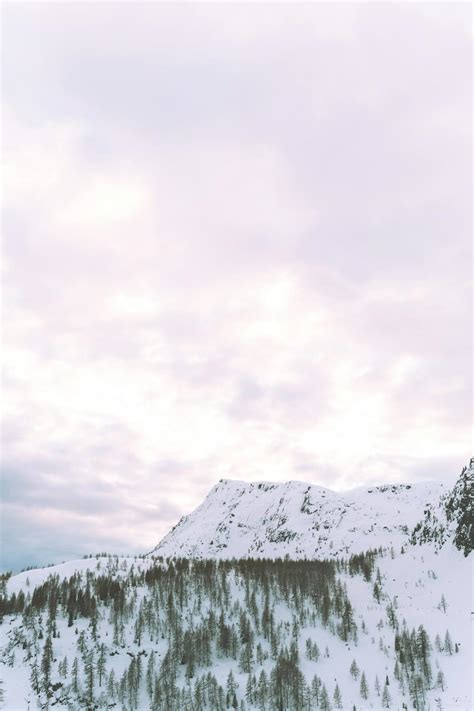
[4,556,152,598]
[0,546,471,710]
[151,478,447,560]
[411,460,473,556]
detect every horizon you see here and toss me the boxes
[3,462,466,575]
[1,3,472,573]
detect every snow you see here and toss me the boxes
[151,478,446,560]
[0,469,471,710]
[5,556,149,598]
[1,545,471,710]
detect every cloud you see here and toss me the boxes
[1,3,471,571]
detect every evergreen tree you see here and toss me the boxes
[245,674,255,706]
[374,675,381,696]
[373,581,382,603]
[30,661,40,695]
[41,635,53,690]
[85,650,95,703]
[226,670,238,708]
[97,643,106,686]
[382,683,391,708]
[61,655,69,679]
[350,659,360,679]
[257,669,268,710]
[107,668,116,701]
[146,651,155,699]
[320,684,331,711]
[239,641,254,674]
[436,669,445,691]
[409,673,426,710]
[311,674,321,706]
[71,656,79,694]
[333,683,343,708]
[439,594,448,613]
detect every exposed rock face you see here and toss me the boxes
[411,461,473,556]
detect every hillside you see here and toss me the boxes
[410,461,474,556]
[1,545,471,710]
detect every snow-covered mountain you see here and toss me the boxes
[151,475,456,560]
[0,462,471,710]
[410,460,473,556]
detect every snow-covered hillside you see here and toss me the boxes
[0,546,472,710]
[410,462,473,556]
[151,478,447,560]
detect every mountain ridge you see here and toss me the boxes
[150,471,460,561]
[411,460,473,556]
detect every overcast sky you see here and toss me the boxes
[1,3,472,571]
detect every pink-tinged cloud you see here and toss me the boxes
[1,3,471,570]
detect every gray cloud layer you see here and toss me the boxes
[1,3,471,571]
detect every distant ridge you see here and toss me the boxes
[150,466,471,560]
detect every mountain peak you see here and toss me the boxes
[150,471,462,560]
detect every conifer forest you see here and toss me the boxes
[0,544,468,711]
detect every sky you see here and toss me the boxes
[1,3,472,572]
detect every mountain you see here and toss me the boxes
[410,459,474,556]
[151,477,448,560]
[0,463,471,711]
